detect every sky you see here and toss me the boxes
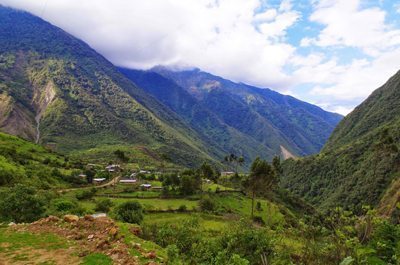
[2,0,400,115]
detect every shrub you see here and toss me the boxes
[166,244,180,264]
[49,198,85,216]
[199,195,216,212]
[0,184,45,223]
[252,216,265,225]
[94,198,113,213]
[178,204,187,212]
[76,188,96,200]
[114,201,143,224]
[256,201,262,211]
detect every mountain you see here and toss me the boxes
[119,67,342,163]
[281,70,400,214]
[0,6,221,167]
[0,6,342,169]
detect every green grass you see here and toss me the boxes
[0,228,69,252]
[116,191,161,197]
[213,194,285,226]
[143,212,230,232]
[118,222,167,264]
[203,183,233,192]
[0,132,73,188]
[109,198,199,211]
[82,253,112,265]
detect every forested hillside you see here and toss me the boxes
[282,70,400,214]
[0,6,220,167]
[122,67,342,162]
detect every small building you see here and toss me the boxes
[130,173,137,178]
[105,164,120,173]
[139,170,151,174]
[119,179,137,184]
[78,174,87,180]
[93,178,106,183]
[140,183,152,189]
[221,171,235,177]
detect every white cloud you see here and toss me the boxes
[288,0,400,114]
[1,0,400,116]
[309,0,400,55]
[0,0,300,90]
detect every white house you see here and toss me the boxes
[93,178,106,183]
[119,179,137,184]
[105,164,120,172]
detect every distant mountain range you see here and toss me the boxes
[282,70,400,216]
[0,6,342,168]
[119,67,342,163]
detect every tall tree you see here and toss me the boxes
[245,157,277,219]
[272,156,282,179]
[199,162,214,180]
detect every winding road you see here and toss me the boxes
[58,175,122,193]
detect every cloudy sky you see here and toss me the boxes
[2,0,400,114]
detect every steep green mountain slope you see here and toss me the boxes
[281,70,400,214]
[119,69,276,166]
[0,131,77,188]
[0,6,217,167]
[121,67,342,162]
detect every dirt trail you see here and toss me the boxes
[34,114,40,144]
[58,176,122,193]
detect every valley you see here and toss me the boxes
[0,3,400,265]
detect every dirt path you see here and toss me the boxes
[58,175,122,193]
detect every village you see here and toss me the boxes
[75,162,236,192]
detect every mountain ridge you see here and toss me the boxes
[120,66,342,163]
[281,70,400,214]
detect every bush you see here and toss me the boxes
[94,198,113,213]
[76,188,96,200]
[199,195,216,212]
[49,198,85,216]
[0,184,46,223]
[252,216,265,225]
[166,244,180,264]
[177,204,187,212]
[256,201,262,211]
[114,201,143,224]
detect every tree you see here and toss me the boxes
[85,168,96,184]
[199,195,216,212]
[0,185,46,223]
[272,156,283,179]
[245,158,277,219]
[224,153,237,171]
[94,198,114,213]
[114,201,143,224]
[237,156,245,171]
[224,154,244,173]
[114,149,129,163]
[199,162,214,180]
